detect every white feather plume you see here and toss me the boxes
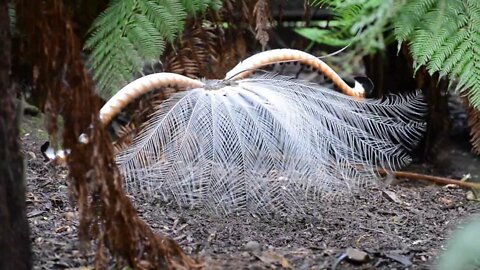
[116,74,426,215]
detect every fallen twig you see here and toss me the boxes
[378,169,480,189]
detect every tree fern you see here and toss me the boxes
[394,0,480,108]
[85,0,221,99]
[304,0,480,108]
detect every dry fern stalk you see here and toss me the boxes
[96,49,427,215]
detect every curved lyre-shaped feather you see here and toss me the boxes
[116,74,426,215]
[98,49,365,130]
[99,73,203,125]
[226,48,366,97]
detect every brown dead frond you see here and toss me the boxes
[14,0,198,268]
[253,0,271,49]
[163,19,222,78]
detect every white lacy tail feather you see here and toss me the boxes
[116,74,426,215]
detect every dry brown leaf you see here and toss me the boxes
[257,251,292,268]
[253,0,271,49]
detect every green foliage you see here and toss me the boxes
[295,25,350,48]
[297,0,401,55]
[85,0,221,99]
[180,0,222,14]
[304,0,480,108]
[394,0,480,108]
[437,219,480,270]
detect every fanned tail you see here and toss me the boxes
[117,74,426,215]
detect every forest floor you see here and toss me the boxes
[22,112,480,270]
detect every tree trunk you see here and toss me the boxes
[0,0,32,269]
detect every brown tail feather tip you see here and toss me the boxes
[98,73,204,126]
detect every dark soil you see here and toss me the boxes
[23,113,480,269]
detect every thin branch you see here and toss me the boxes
[378,169,480,189]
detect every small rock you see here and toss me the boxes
[27,151,36,159]
[346,248,368,262]
[244,240,261,252]
[63,211,75,221]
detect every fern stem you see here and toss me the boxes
[225,49,366,97]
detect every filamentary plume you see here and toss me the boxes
[115,74,426,215]
[89,49,427,215]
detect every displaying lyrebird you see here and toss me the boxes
[96,49,427,215]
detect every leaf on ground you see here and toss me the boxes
[466,190,480,202]
[384,252,412,267]
[256,251,291,268]
[382,190,403,204]
[27,210,45,218]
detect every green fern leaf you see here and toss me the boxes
[306,0,402,56]
[394,0,480,108]
[180,0,221,14]
[85,0,219,99]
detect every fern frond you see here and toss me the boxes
[85,0,219,99]
[393,0,436,41]
[180,0,222,14]
[303,0,402,56]
[394,0,480,108]
[163,20,222,78]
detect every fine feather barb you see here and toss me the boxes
[116,74,426,215]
